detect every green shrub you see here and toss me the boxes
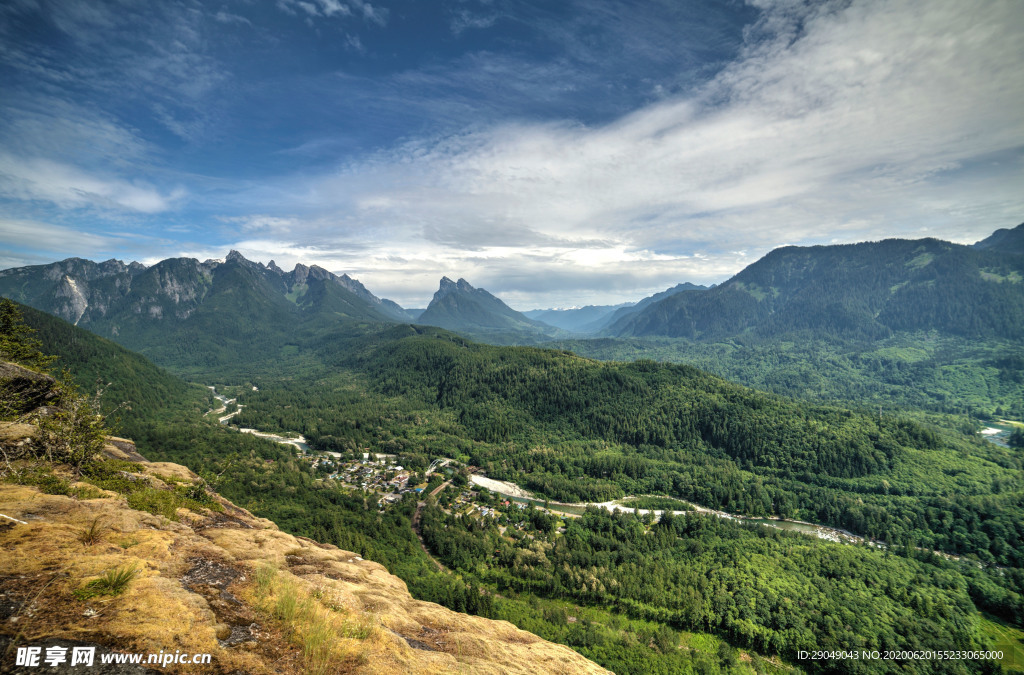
[126,488,180,520]
[5,465,71,495]
[33,373,111,475]
[124,484,222,521]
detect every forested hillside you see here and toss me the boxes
[545,333,1024,421]
[611,238,1024,341]
[421,502,1020,672]
[6,292,1024,673]
[15,301,209,430]
[219,326,1024,568]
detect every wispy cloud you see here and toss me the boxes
[0,217,147,271]
[0,217,116,252]
[0,94,152,165]
[449,9,500,36]
[206,0,1023,307]
[2,0,232,144]
[1,0,1021,310]
[276,0,387,24]
[0,154,183,213]
[214,10,252,27]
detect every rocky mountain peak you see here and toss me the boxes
[225,250,248,263]
[434,276,460,300]
[291,263,310,285]
[306,264,335,281]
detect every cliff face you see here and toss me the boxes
[0,433,608,674]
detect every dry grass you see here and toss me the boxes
[0,452,612,675]
[245,563,376,674]
[77,516,106,546]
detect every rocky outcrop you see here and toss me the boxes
[102,437,148,463]
[0,446,609,674]
[0,361,58,415]
[53,276,89,325]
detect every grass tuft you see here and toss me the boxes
[73,563,139,600]
[78,517,105,546]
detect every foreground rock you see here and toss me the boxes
[0,445,609,674]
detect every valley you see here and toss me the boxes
[4,1,1024,670]
[3,228,1024,674]
[210,388,994,566]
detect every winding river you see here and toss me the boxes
[203,386,974,557]
[470,475,862,544]
[208,386,312,452]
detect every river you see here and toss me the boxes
[470,475,862,544]
[207,385,314,452]
[201,386,944,554]
[981,420,1021,448]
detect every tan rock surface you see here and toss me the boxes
[0,459,610,674]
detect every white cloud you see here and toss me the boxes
[450,10,499,36]
[233,0,1022,307]
[1,95,152,164]
[0,154,183,213]
[0,217,116,254]
[214,11,252,26]
[276,0,386,24]
[7,0,1022,310]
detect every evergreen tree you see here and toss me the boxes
[0,298,56,371]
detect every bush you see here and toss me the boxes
[34,374,110,475]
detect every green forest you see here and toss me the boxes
[228,328,1024,566]
[421,499,1019,673]
[6,299,1024,673]
[544,333,1024,421]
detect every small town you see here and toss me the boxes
[294,448,565,532]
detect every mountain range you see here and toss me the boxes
[4,223,1024,674]
[611,230,1024,340]
[2,223,1022,366]
[523,303,635,332]
[0,249,413,327]
[0,251,411,373]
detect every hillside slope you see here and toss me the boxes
[14,301,208,427]
[974,222,1024,255]
[613,237,1024,340]
[0,252,408,374]
[0,429,609,675]
[592,282,707,334]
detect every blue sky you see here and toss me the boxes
[1,0,1022,309]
